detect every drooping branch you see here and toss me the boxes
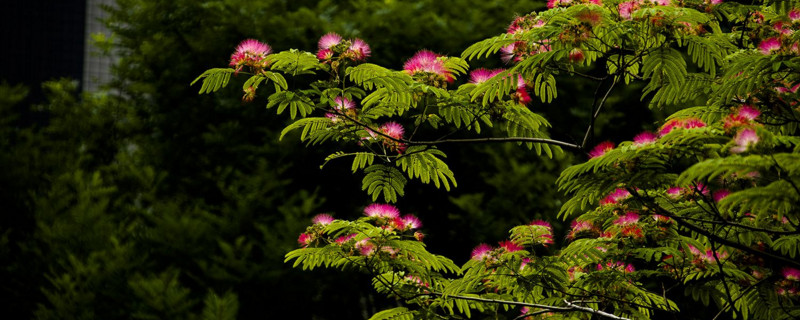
[424,293,632,320]
[406,137,581,150]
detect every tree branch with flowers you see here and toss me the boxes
[195,0,800,318]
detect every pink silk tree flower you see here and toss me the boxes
[312,214,334,225]
[600,188,631,205]
[499,240,523,253]
[614,212,640,226]
[380,122,405,140]
[364,203,401,219]
[347,38,371,61]
[469,68,504,84]
[229,39,272,71]
[731,128,759,153]
[712,190,730,203]
[738,105,760,120]
[633,131,658,145]
[589,141,615,158]
[333,97,355,111]
[759,37,782,55]
[401,214,422,230]
[318,32,343,50]
[471,244,494,260]
[783,267,800,281]
[403,50,452,82]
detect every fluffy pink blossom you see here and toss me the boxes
[739,105,760,120]
[229,39,272,70]
[471,244,494,260]
[783,267,800,281]
[633,131,657,145]
[401,214,422,229]
[618,1,638,19]
[333,97,355,111]
[318,32,343,50]
[380,122,405,140]
[712,190,730,202]
[312,214,335,225]
[316,48,333,60]
[706,0,723,5]
[600,188,631,205]
[652,0,671,5]
[790,9,800,21]
[659,118,706,136]
[589,141,615,158]
[759,37,782,55]
[347,38,371,61]
[499,240,524,252]
[614,212,640,226]
[335,233,358,244]
[355,239,374,255]
[298,233,314,247]
[731,128,759,153]
[403,50,452,81]
[683,118,707,129]
[530,220,552,229]
[364,203,401,219]
[500,44,516,63]
[776,83,800,94]
[469,68,504,84]
[666,187,682,198]
[567,220,598,240]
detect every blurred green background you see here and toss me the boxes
[0,0,655,319]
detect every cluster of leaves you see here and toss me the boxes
[197,0,800,319]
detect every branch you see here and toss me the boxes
[581,76,618,149]
[406,137,581,150]
[425,293,631,320]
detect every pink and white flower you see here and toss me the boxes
[471,244,494,260]
[403,50,453,82]
[499,240,523,253]
[731,128,759,153]
[380,122,405,140]
[229,39,272,71]
[614,212,640,226]
[318,32,343,50]
[633,131,657,145]
[759,37,782,55]
[783,267,800,281]
[589,141,615,158]
[600,188,631,205]
[312,214,334,225]
[347,38,371,61]
[364,203,401,219]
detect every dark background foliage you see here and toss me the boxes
[0,0,654,318]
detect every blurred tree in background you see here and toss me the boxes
[0,0,651,319]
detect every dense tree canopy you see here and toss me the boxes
[195,0,800,318]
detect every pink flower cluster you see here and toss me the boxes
[316,32,371,62]
[618,0,672,20]
[600,188,631,205]
[364,203,422,232]
[468,69,531,105]
[229,39,272,73]
[756,9,800,55]
[687,244,729,265]
[567,220,600,240]
[403,50,454,87]
[659,117,706,136]
[721,105,762,154]
[325,96,358,123]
